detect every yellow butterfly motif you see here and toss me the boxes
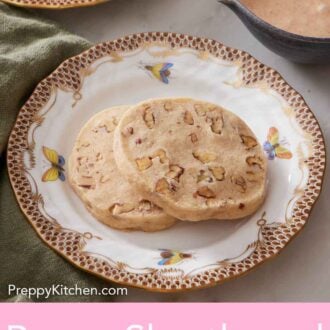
[158,249,192,266]
[145,63,173,84]
[263,127,293,160]
[42,146,65,182]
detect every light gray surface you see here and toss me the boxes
[39,0,330,302]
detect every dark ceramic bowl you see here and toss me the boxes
[218,0,330,63]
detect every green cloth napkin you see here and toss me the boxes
[0,3,122,302]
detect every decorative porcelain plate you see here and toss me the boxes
[1,0,106,9]
[7,32,325,292]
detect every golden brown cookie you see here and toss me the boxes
[68,106,176,231]
[114,98,267,221]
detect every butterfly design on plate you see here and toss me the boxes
[145,63,173,84]
[42,146,65,182]
[263,127,293,160]
[157,249,192,266]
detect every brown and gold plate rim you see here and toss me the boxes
[1,0,107,9]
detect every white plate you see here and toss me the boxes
[7,32,326,292]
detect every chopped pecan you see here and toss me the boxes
[209,166,225,181]
[77,177,95,189]
[194,104,208,116]
[196,186,216,198]
[246,156,263,169]
[193,151,217,163]
[164,102,173,112]
[210,116,223,134]
[138,200,152,212]
[245,170,257,183]
[166,165,184,182]
[127,127,134,135]
[152,149,168,164]
[136,157,152,171]
[110,203,135,215]
[197,170,213,183]
[231,175,247,192]
[189,133,198,143]
[184,111,194,125]
[143,107,155,128]
[155,178,172,194]
[241,135,257,150]
[96,152,103,161]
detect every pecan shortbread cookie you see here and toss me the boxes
[114,98,267,221]
[68,106,176,231]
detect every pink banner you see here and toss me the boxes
[0,303,327,330]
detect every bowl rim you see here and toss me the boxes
[224,0,330,44]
